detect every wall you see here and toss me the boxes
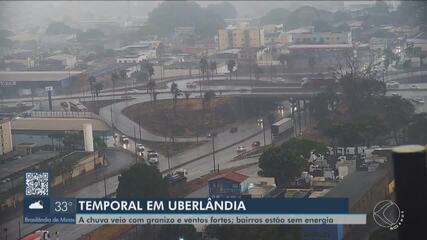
[0,120,13,155]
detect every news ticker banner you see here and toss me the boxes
[23,172,365,225]
[23,198,366,225]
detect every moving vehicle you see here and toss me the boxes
[301,77,335,89]
[186,82,197,88]
[237,145,247,153]
[147,151,159,165]
[69,101,87,112]
[386,81,399,90]
[410,84,419,89]
[120,135,129,144]
[230,127,238,133]
[136,144,145,157]
[165,169,188,185]
[252,141,261,148]
[207,132,217,138]
[271,118,293,137]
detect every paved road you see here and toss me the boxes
[1,149,135,240]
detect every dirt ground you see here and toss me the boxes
[82,99,133,114]
[123,97,276,138]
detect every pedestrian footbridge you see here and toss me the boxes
[11,111,111,151]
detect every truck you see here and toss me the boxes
[271,118,293,137]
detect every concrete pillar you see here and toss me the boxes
[83,123,94,152]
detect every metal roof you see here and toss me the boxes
[0,71,83,82]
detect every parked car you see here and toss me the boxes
[237,145,247,153]
[252,141,261,148]
[230,127,238,133]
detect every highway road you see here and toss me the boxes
[1,73,423,240]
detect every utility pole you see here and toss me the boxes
[263,118,266,146]
[211,134,216,173]
[103,175,107,197]
[133,126,137,163]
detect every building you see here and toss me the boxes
[174,27,195,37]
[324,168,392,240]
[241,176,276,198]
[0,71,82,97]
[46,54,77,70]
[208,172,248,198]
[218,26,265,51]
[0,118,13,155]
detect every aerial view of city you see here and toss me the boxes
[0,1,426,240]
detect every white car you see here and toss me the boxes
[147,151,159,165]
[186,82,197,88]
[411,84,419,89]
[237,145,247,153]
[136,144,145,157]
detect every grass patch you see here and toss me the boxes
[123,97,276,138]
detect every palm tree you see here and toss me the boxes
[171,85,183,116]
[147,80,156,104]
[88,75,96,101]
[308,55,316,73]
[209,61,217,80]
[254,65,263,80]
[278,53,287,73]
[203,90,216,112]
[111,72,119,101]
[94,82,103,101]
[184,91,191,106]
[226,60,235,80]
[200,57,208,81]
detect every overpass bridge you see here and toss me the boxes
[11,111,110,151]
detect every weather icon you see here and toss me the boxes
[29,200,44,210]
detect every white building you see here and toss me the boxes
[46,54,77,69]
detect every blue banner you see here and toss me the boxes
[75,198,348,214]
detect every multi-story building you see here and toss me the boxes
[218,26,265,51]
[0,118,13,155]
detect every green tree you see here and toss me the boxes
[145,1,225,38]
[258,138,326,186]
[205,2,237,19]
[63,131,83,152]
[260,8,291,25]
[117,163,169,198]
[377,95,414,144]
[406,113,427,144]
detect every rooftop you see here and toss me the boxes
[288,44,354,49]
[0,71,83,82]
[324,168,389,207]
[209,171,248,183]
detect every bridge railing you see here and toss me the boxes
[30,111,104,121]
